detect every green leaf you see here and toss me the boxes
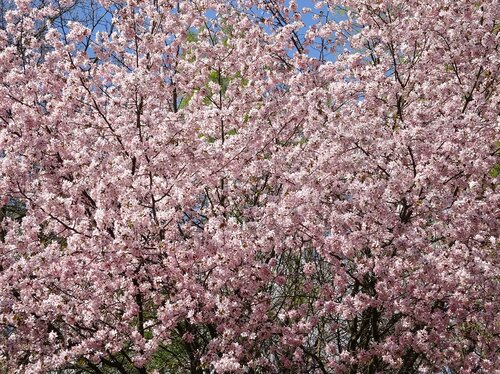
[490,164,500,178]
[208,70,219,82]
[198,133,216,143]
[178,93,193,110]
[202,96,212,106]
[226,128,237,136]
[186,31,198,43]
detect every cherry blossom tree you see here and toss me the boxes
[1,0,499,373]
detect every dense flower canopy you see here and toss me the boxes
[0,0,499,373]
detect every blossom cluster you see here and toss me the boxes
[0,0,498,373]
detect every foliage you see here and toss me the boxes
[0,0,499,373]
